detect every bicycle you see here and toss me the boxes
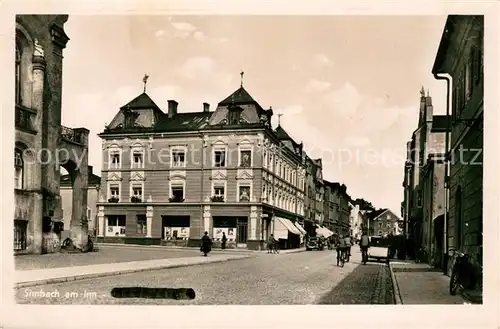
[449,248,478,295]
[337,248,347,267]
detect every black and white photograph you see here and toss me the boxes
[2,1,499,329]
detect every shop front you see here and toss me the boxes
[273,216,304,249]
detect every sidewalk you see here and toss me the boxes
[15,253,251,288]
[389,260,467,304]
[97,243,307,255]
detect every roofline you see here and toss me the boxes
[431,16,453,75]
[371,208,390,220]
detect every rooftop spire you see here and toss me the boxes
[143,74,149,93]
[240,70,244,87]
[278,113,283,126]
[420,86,425,97]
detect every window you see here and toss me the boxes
[14,220,27,251]
[172,149,186,168]
[110,151,121,169]
[136,214,147,234]
[170,182,185,202]
[15,43,21,105]
[212,182,225,202]
[132,151,143,168]
[239,150,252,167]
[131,184,143,202]
[239,185,251,202]
[106,215,126,236]
[214,149,226,167]
[14,149,23,189]
[465,61,471,101]
[109,184,120,202]
[417,191,422,208]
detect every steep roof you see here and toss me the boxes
[275,125,293,140]
[60,166,101,187]
[366,208,388,220]
[219,86,257,105]
[154,111,212,132]
[120,92,162,110]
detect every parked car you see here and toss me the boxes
[306,236,324,251]
[367,236,390,263]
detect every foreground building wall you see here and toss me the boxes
[14,15,90,254]
[431,15,483,285]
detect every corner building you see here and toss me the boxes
[97,85,307,250]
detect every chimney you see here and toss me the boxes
[167,100,178,118]
[88,166,93,176]
[203,102,210,112]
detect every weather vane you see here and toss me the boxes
[240,70,244,87]
[143,74,149,93]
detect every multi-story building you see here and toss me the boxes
[14,15,90,254]
[431,15,483,291]
[303,156,325,236]
[402,88,450,262]
[60,166,101,235]
[349,199,367,240]
[96,84,307,250]
[323,182,350,235]
[365,209,402,237]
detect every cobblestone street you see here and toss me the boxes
[15,249,394,305]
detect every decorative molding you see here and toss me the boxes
[211,169,227,180]
[236,169,253,180]
[107,172,122,181]
[169,170,186,180]
[130,171,145,181]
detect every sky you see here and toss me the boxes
[60,15,448,215]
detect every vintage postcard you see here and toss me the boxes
[1,1,498,329]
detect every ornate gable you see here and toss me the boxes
[107,172,122,181]
[236,170,253,180]
[211,170,227,180]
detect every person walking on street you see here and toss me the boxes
[344,235,352,262]
[336,234,347,266]
[221,232,227,250]
[360,230,370,264]
[200,231,212,256]
[268,234,277,253]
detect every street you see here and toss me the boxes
[15,249,394,305]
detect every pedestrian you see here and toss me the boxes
[336,234,347,266]
[360,230,370,264]
[268,234,276,253]
[343,234,352,262]
[200,231,212,257]
[221,232,227,249]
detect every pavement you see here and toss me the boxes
[14,244,306,288]
[389,260,466,304]
[14,249,394,304]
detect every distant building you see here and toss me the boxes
[349,199,367,240]
[60,166,101,235]
[432,15,483,284]
[97,84,308,250]
[324,182,350,235]
[365,209,402,237]
[14,15,90,254]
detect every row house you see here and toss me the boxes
[431,15,483,297]
[97,84,307,250]
[14,15,90,254]
[324,182,350,236]
[349,198,367,240]
[401,87,450,266]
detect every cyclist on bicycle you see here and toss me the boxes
[336,234,347,266]
[360,230,370,264]
[267,234,277,254]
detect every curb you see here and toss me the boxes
[97,243,308,254]
[15,255,251,289]
[388,262,403,305]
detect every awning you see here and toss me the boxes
[294,222,307,236]
[279,217,302,236]
[315,225,334,238]
[273,218,289,239]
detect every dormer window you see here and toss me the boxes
[228,106,243,125]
